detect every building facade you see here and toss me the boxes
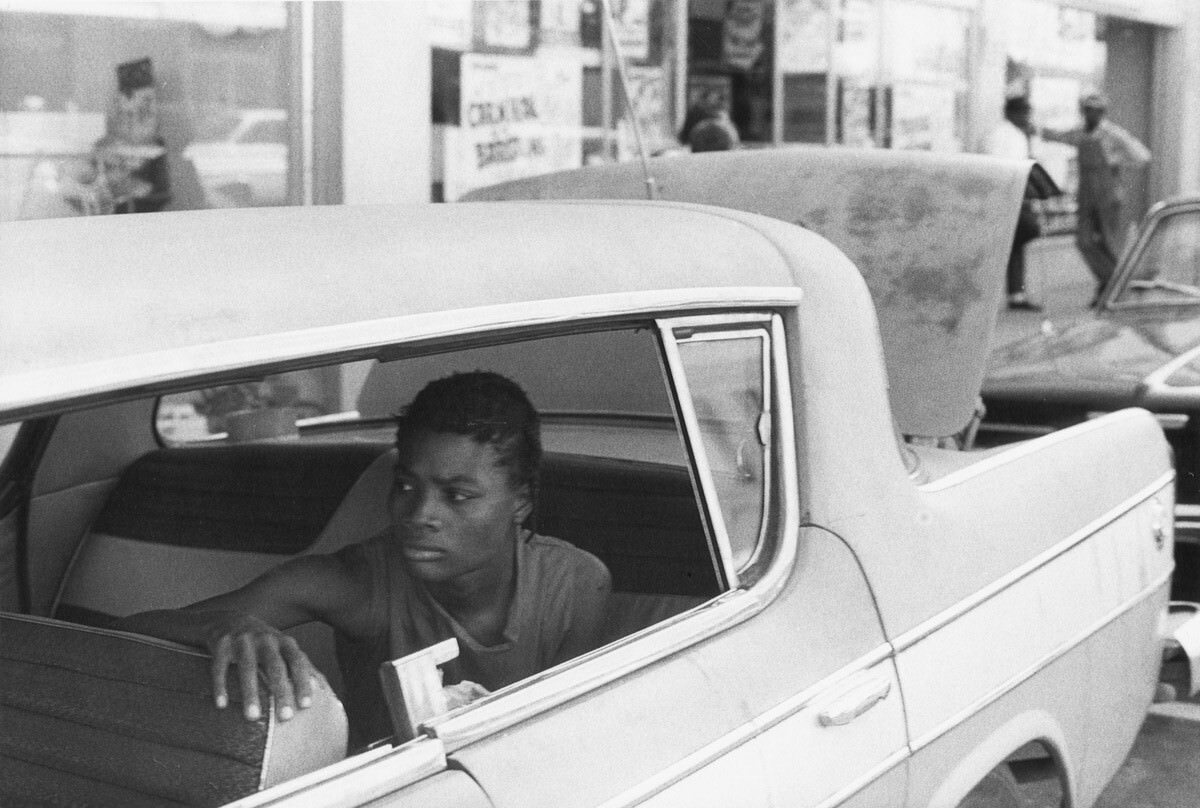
[1,0,1197,221]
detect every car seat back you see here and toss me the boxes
[0,612,347,807]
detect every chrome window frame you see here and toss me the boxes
[659,315,776,584]
[1107,200,1200,311]
[424,308,799,753]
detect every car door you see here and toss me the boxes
[386,313,908,808]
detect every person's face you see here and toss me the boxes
[389,429,530,584]
[1081,105,1104,130]
[1009,108,1032,133]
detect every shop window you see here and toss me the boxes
[0,3,299,221]
[431,0,683,201]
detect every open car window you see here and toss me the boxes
[124,316,792,799]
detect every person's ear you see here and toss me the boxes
[513,485,533,525]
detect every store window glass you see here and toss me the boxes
[834,0,882,147]
[886,1,969,153]
[1002,0,1105,198]
[430,0,684,201]
[0,2,297,222]
[686,0,774,146]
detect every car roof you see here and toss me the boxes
[0,200,834,419]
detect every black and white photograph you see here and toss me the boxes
[1,1,1199,806]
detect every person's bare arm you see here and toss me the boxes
[1038,125,1082,146]
[116,553,370,721]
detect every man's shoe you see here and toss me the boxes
[1007,296,1042,312]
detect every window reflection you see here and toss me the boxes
[0,3,294,221]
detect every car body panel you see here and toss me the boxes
[0,202,843,418]
[0,179,1174,807]
[988,309,1200,406]
[983,194,1200,576]
[439,528,903,808]
[464,148,1038,440]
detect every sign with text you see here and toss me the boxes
[611,0,650,61]
[449,53,582,200]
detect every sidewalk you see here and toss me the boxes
[993,235,1097,346]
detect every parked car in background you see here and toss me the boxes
[0,151,1191,808]
[184,108,288,208]
[984,195,1200,600]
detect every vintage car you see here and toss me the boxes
[984,195,1200,600]
[0,150,1190,808]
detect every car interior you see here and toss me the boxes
[1,319,775,804]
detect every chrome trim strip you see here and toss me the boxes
[592,645,898,808]
[920,409,1169,493]
[1143,342,1200,393]
[895,472,1173,652]
[426,314,802,753]
[2,286,804,417]
[660,327,739,588]
[907,569,1171,753]
[228,739,446,808]
[810,749,909,808]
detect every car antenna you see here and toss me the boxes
[600,0,659,201]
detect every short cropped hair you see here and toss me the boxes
[688,117,739,153]
[398,371,542,494]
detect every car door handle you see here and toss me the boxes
[816,674,892,727]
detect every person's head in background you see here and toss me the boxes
[687,115,740,153]
[1079,92,1107,132]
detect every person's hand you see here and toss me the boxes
[202,611,326,722]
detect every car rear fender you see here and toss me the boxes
[923,711,1074,808]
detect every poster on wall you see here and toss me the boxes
[891,84,958,152]
[476,0,534,51]
[722,0,766,72]
[616,66,673,160]
[611,0,651,61]
[779,0,831,74]
[429,0,473,51]
[448,53,583,200]
[540,0,582,46]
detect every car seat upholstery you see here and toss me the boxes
[51,442,718,698]
[53,443,396,693]
[0,612,347,807]
[537,453,716,641]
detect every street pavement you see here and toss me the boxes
[991,236,1200,806]
[992,235,1097,348]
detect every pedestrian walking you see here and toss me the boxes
[986,96,1042,311]
[1041,92,1151,304]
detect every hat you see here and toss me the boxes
[1080,92,1107,110]
[117,58,155,97]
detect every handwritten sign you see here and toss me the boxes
[449,53,582,199]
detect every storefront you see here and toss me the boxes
[1,0,1197,220]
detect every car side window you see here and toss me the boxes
[663,315,776,581]
[1120,208,1200,303]
[0,422,20,467]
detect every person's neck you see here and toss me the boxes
[426,541,518,641]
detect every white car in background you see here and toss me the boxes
[184,108,288,208]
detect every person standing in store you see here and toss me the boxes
[986,96,1042,311]
[1041,92,1151,304]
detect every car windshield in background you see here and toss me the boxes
[1116,207,1200,305]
